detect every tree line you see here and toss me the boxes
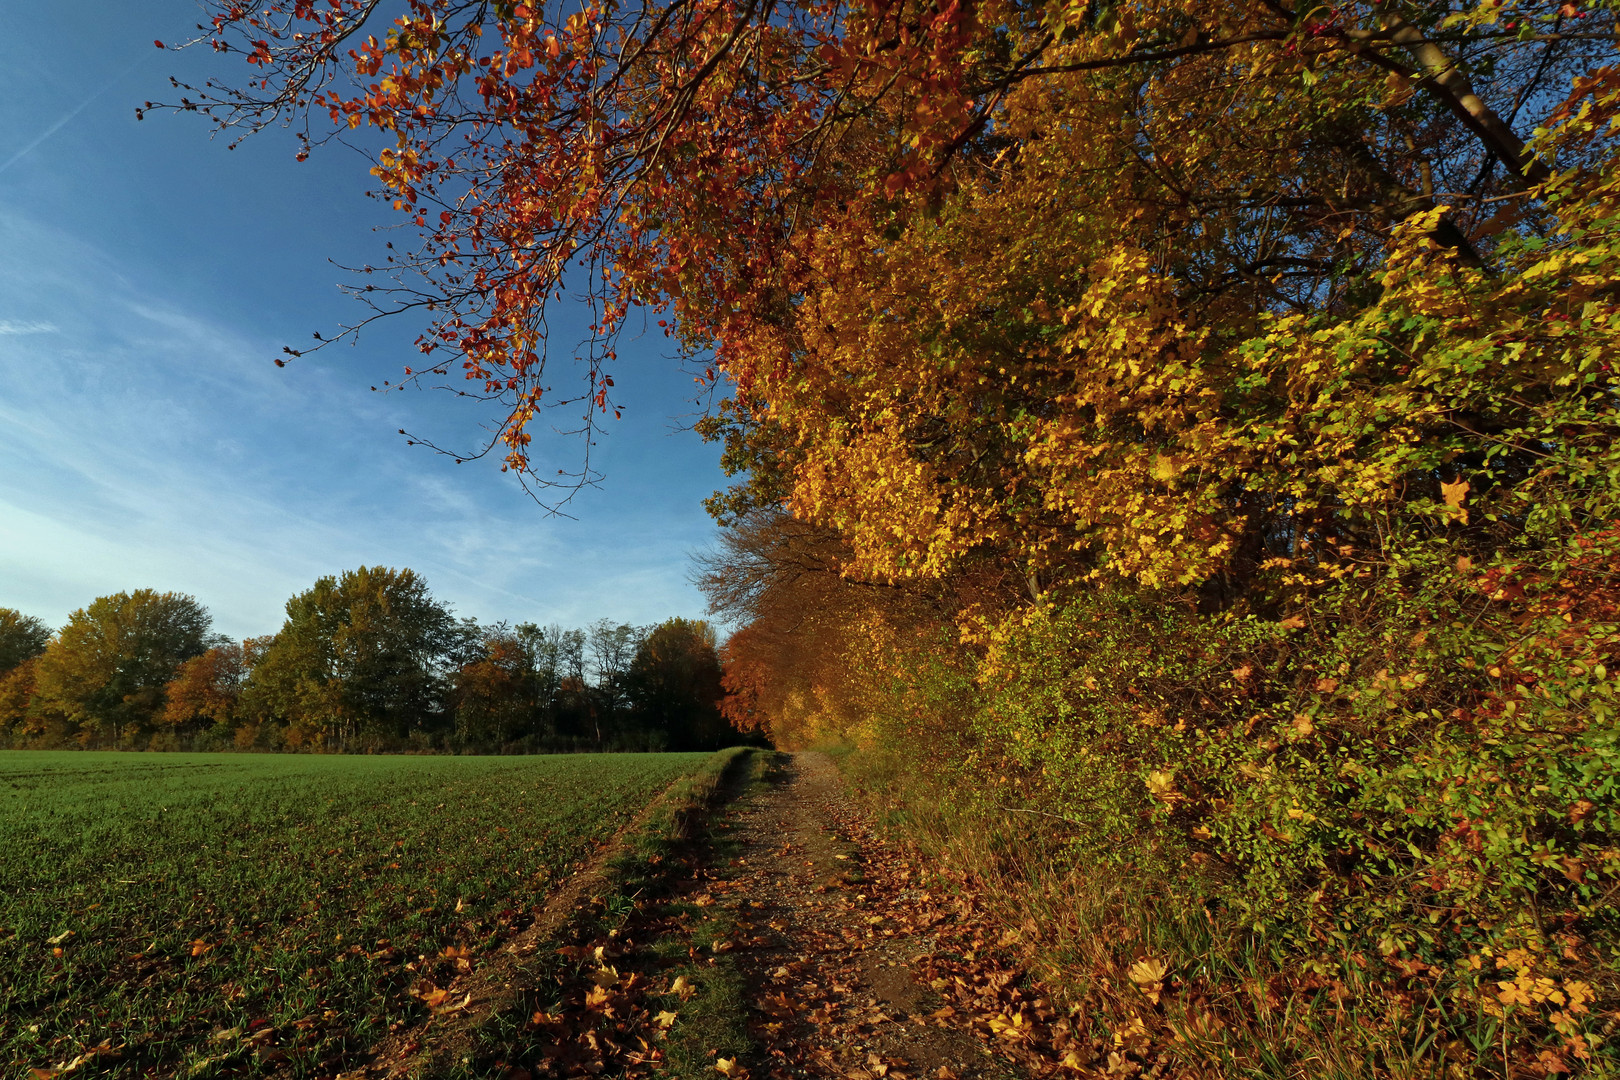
[175,0,1619,1071]
[0,568,744,753]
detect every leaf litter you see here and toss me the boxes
[454,752,1119,1080]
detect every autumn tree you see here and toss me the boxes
[449,622,545,747]
[159,638,264,734]
[244,567,458,747]
[166,0,1611,507]
[0,663,37,743]
[626,617,735,749]
[30,591,211,744]
[696,509,968,748]
[0,609,52,742]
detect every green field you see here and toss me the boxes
[0,751,712,1078]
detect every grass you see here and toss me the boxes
[837,746,1540,1080]
[0,750,712,1079]
[638,751,777,1080]
[425,746,769,1080]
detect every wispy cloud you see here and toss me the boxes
[0,319,56,336]
[0,209,720,638]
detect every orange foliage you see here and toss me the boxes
[0,658,40,738]
[161,641,250,729]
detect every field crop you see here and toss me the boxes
[0,751,711,1078]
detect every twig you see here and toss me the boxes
[996,805,1089,828]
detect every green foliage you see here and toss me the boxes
[901,532,1620,1070]
[242,566,458,747]
[28,590,211,744]
[0,750,710,1078]
[0,609,50,675]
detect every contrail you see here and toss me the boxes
[0,52,154,177]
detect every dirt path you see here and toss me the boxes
[317,751,1089,1080]
[692,752,1035,1080]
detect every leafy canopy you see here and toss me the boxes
[30,590,211,739]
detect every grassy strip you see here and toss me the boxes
[838,745,1515,1080]
[420,746,766,1080]
[642,751,781,1080]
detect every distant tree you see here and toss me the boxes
[695,509,916,747]
[30,590,211,743]
[0,609,52,742]
[588,619,646,725]
[160,640,255,733]
[0,659,40,742]
[556,626,587,686]
[0,608,51,674]
[512,622,557,702]
[445,616,488,670]
[450,624,542,748]
[627,618,732,750]
[519,624,591,740]
[553,673,600,745]
[243,567,457,748]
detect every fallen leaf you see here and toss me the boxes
[1127,958,1167,987]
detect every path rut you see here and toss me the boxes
[695,752,1028,1080]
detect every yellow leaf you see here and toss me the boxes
[1441,478,1470,523]
[1127,958,1167,986]
[1144,771,1176,801]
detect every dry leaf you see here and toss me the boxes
[1144,771,1176,801]
[1127,957,1167,986]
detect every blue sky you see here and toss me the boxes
[0,5,732,640]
